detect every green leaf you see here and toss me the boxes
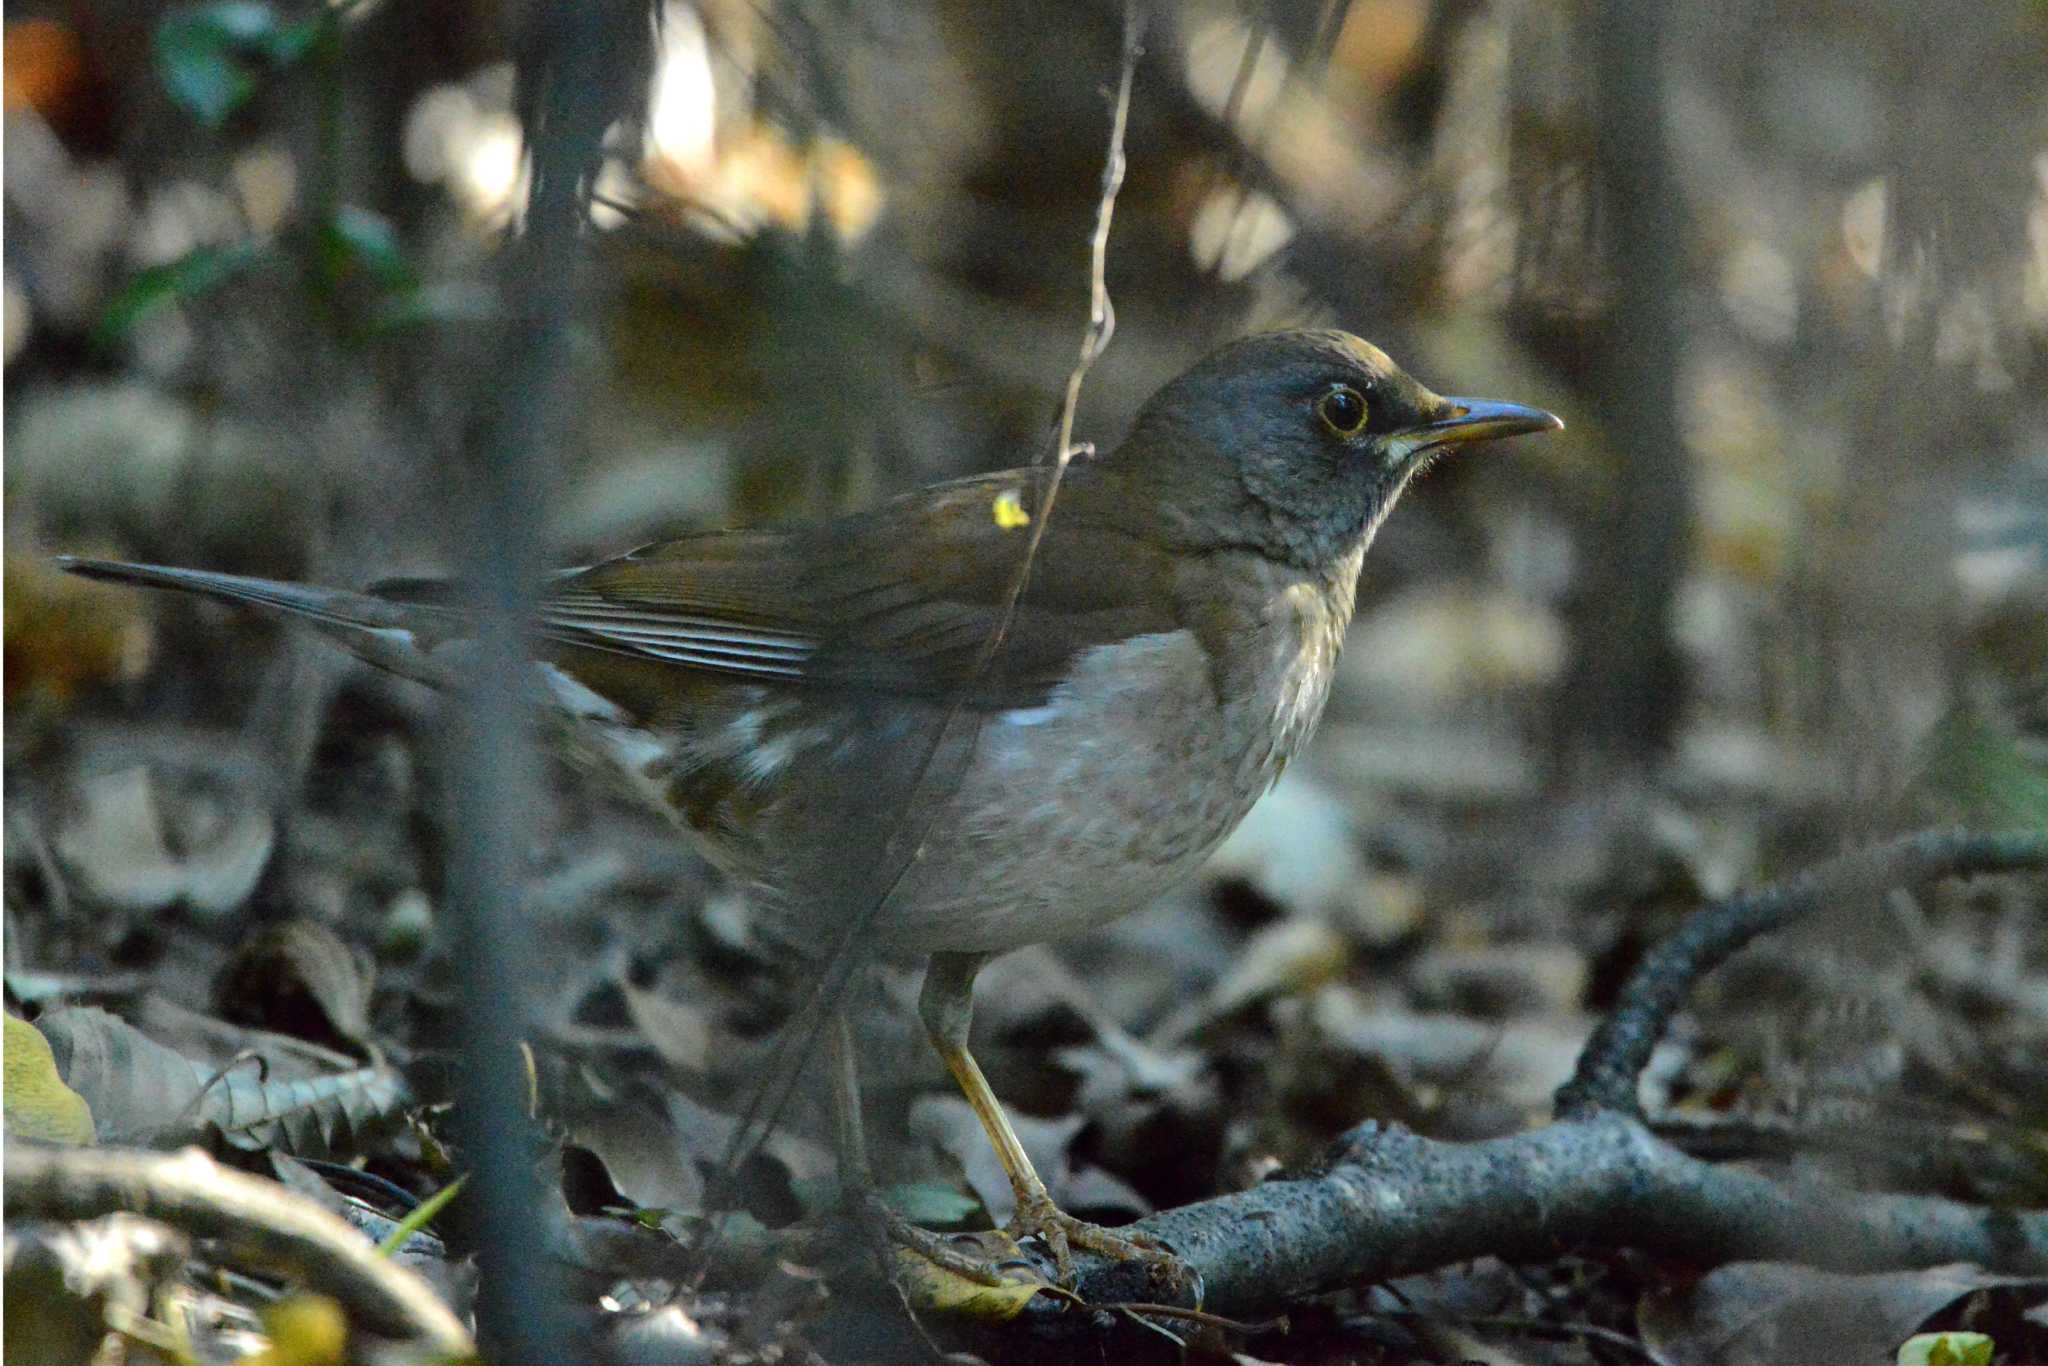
[1898,1332,1994,1366]
[93,240,269,347]
[365,282,499,334]
[375,1173,467,1257]
[881,1181,985,1228]
[154,4,278,126]
[320,207,416,291]
[1915,703,2048,828]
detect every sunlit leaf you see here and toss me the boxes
[251,1294,348,1366]
[1898,1332,1995,1366]
[894,1240,1056,1321]
[3,1014,95,1144]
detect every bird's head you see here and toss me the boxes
[1118,329,1562,570]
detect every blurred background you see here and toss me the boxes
[6,0,2047,1359]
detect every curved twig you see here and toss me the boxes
[5,1144,473,1355]
[1557,828,2048,1118]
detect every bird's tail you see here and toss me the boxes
[57,557,468,689]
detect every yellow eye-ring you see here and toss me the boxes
[1317,384,1369,437]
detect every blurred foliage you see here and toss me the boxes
[154,1,332,129]
[93,236,271,345]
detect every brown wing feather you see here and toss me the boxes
[539,465,1181,712]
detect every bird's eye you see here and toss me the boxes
[1317,384,1369,437]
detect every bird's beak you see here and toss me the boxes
[1403,397,1564,452]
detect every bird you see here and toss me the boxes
[60,329,1561,1287]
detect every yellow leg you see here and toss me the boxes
[919,953,1184,1288]
[932,1018,1054,1208]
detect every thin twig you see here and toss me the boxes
[1370,1309,1675,1366]
[1111,1301,1289,1335]
[169,1050,268,1132]
[444,7,630,1355]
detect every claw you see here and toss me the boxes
[875,1202,1064,1321]
[1005,1191,1192,1297]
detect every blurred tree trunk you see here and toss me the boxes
[1558,0,1689,772]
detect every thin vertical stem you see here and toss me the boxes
[441,9,623,1358]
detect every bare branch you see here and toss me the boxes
[1041,828,2048,1321]
[1065,1112,2048,1319]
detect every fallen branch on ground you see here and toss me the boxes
[1060,827,2048,1318]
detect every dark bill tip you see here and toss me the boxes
[1412,397,1565,447]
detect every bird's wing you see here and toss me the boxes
[537,467,1182,712]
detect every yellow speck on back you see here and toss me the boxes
[992,489,1031,530]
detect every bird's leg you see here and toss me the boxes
[826,1008,873,1184]
[919,952,1183,1288]
[828,1007,1017,1286]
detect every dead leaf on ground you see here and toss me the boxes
[619,976,712,1074]
[34,1005,408,1157]
[216,920,377,1055]
[3,546,152,711]
[1149,916,1352,1049]
[1297,984,1592,1120]
[1205,775,1421,946]
[893,1235,1056,1322]
[53,764,273,917]
[1407,940,1589,1018]
[907,1094,1146,1228]
[1639,1262,2048,1366]
[564,1091,706,1215]
[2,1213,187,1365]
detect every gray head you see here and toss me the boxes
[1114,329,1561,571]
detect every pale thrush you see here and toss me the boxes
[62,328,1562,1283]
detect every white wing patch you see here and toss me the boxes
[539,593,815,679]
[540,663,675,796]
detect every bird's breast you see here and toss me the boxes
[859,591,1341,953]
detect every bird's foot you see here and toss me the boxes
[868,1194,1198,1316]
[878,1205,1033,1287]
[858,1190,1062,1320]
[1005,1190,1193,1298]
